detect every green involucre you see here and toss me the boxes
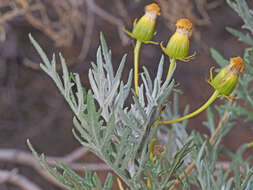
[210,67,238,96]
[165,32,189,59]
[132,16,156,42]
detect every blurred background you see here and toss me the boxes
[0,0,252,189]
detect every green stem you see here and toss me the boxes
[159,90,220,125]
[166,58,177,80]
[134,40,142,96]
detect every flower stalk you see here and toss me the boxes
[159,90,220,125]
[134,40,142,95]
[159,57,244,125]
[124,3,160,96]
[166,58,177,80]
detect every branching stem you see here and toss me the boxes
[168,93,235,190]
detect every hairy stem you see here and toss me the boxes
[159,90,220,125]
[134,40,142,96]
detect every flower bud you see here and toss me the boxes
[161,18,195,61]
[210,57,244,96]
[124,3,160,43]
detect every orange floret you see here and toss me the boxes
[145,3,161,16]
[176,18,192,32]
[230,57,244,73]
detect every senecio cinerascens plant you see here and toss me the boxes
[125,3,244,126]
[27,1,253,190]
[125,4,244,189]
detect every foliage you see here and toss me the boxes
[27,0,253,189]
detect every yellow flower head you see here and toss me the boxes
[176,18,192,36]
[145,3,161,16]
[209,56,244,96]
[229,57,244,73]
[161,18,195,61]
[124,3,160,43]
